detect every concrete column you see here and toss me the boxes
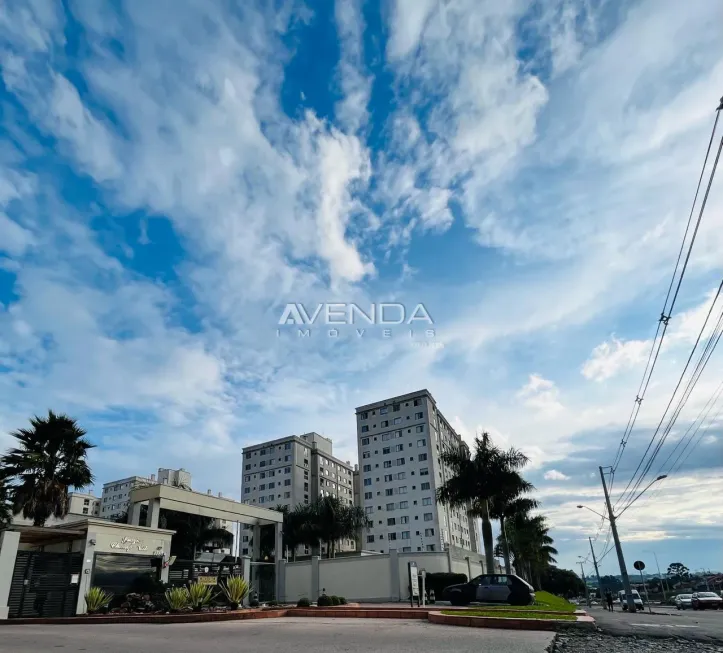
[76,533,97,615]
[446,545,453,573]
[252,525,261,561]
[128,501,142,526]
[145,498,161,529]
[274,521,284,602]
[389,549,400,601]
[310,555,319,600]
[241,556,251,607]
[0,530,20,619]
[160,539,172,584]
[466,556,472,581]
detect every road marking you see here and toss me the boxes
[632,623,699,629]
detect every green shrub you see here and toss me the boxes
[219,576,249,609]
[188,583,215,611]
[317,593,332,606]
[85,587,113,614]
[249,599,260,608]
[297,598,311,607]
[165,587,191,612]
[330,595,340,606]
[339,597,347,605]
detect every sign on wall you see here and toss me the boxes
[109,537,149,552]
[408,561,420,607]
[196,576,218,586]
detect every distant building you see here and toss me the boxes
[355,389,479,556]
[241,432,356,557]
[12,490,100,525]
[100,468,192,520]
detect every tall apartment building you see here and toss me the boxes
[12,491,100,526]
[355,389,479,555]
[100,468,192,520]
[241,432,356,557]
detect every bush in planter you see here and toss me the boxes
[249,599,260,608]
[317,593,332,607]
[188,582,215,611]
[330,595,340,606]
[297,598,311,607]
[85,587,113,614]
[219,575,249,609]
[123,592,156,613]
[165,587,191,612]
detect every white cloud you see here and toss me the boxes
[517,374,564,417]
[582,336,650,382]
[544,469,570,481]
[386,0,436,60]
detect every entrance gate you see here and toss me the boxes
[250,562,275,602]
[8,551,83,618]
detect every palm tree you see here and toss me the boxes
[160,511,233,559]
[437,432,530,573]
[504,513,557,588]
[309,496,370,558]
[489,485,539,575]
[0,411,94,526]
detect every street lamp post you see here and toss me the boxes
[578,557,591,608]
[580,468,667,613]
[643,549,668,600]
[589,536,603,599]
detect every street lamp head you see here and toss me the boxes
[577,505,583,509]
[656,475,668,481]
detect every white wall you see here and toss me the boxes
[319,555,392,601]
[285,561,313,602]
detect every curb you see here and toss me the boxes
[428,612,595,631]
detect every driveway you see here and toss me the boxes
[589,605,723,643]
[0,617,557,653]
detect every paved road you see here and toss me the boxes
[0,617,556,653]
[590,605,723,643]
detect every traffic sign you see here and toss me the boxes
[633,560,645,571]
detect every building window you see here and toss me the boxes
[245,464,251,471]
[415,412,423,419]
[284,492,291,499]
[82,507,89,514]
[364,478,372,486]
[421,482,430,491]
[398,501,408,509]
[383,461,392,468]
[387,518,396,526]
[420,468,429,476]
[422,497,432,506]
[285,455,291,462]
[425,528,435,537]
[414,399,421,406]
[304,483,309,491]
[362,451,371,459]
[259,484,266,491]
[400,516,409,524]
[393,417,401,424]
[260,461,266,467]
[381,420,389,427]
[398,486,407,494]
[396,458,405,466]
[395,444,404,452]
[382,447,390,455]
[285,442,292,449]
[244,487,250,494]
[365,506,374,515]
[364,491,372,500]
[380,407,388,415]
[417,439,426,447]
[361,426,369,433]
[363,464,371,472]
[360,411,368,420]
[367,534,375,543]
[424,513,434,521]
[401,531,410,539]
[386,503,395,511]
[285,466,291,473]
[402,546,412,552]
[269,494,275,501]
[385,488,394,496]
[259,497,265,504]
[388,532,397,541]
[416,425,424,433]
[260,472,266,479]
[284,479,291,486]
[426,544,436,552]
[260,448,267,455]
[419,453,428,461]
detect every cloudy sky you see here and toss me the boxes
[1,0,722,574]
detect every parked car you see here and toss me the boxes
[691,592,723,610]
[618,589,644,611]
[442,574,535,606]
[675,594,693,610]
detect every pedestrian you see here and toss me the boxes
[605,589,614,612]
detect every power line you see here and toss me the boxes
[608,99,723,491]
[616,282,723,512]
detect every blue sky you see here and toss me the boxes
[1,0,722,575]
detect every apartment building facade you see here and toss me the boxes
[355,389,479,555]
[241,432,356,557]
[100,468,192,520]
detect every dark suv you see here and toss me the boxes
[442,573,535,606]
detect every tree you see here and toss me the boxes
[540,567,585,598]
[0,411,94,526]
[437,432,530,573]
[159,511,233,559]
[503,513,557,588]
[667,562,689,583]
[310,496,370,558]
[489,486,539,575]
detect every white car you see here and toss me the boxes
[618,589,644,611]
[675,593,693,610]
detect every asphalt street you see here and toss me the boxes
[589,605,723,643]
[0,617,556,653]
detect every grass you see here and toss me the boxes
[441,610,576,621]
[450,592,577,614]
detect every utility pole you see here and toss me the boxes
[578,560,591,607]
[589,537,603,599]
[599,466,637,612]
[645,550,667,600]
